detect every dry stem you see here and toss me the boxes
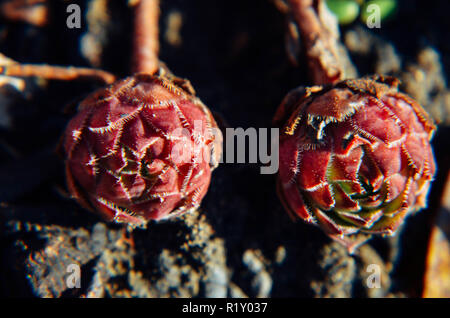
[0,62,116,84]
[132,0,160,74]
[288,0,344,84]
[0,0,48,27]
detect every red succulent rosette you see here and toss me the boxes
[63,72,222,227]
[274,75,436,249]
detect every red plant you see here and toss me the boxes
[63,73,222,227]
[0,1,223,227]
[275,76,436,249]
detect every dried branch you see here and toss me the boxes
[132,0,160,74]
[0,0,48,27]
[288,0,344,84]
[0,60,116,84]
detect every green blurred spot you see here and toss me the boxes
[361,0,398,23]
[326,0,360,25]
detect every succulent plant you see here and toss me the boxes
[63,72,222,227]
[274,75,436,249]
[325,0,360,25]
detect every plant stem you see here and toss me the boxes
[132,0,160,75]
[288,0,344,84]
[0,0,48,27]
[0,63,116,84]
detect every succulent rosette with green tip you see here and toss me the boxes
[274,75,436,249]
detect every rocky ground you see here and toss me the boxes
[0,0,449,297]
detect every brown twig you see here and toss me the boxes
[0,0,48,27]
[132,0,160,74]
[288,0,344,84]
[0,63,116,84]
